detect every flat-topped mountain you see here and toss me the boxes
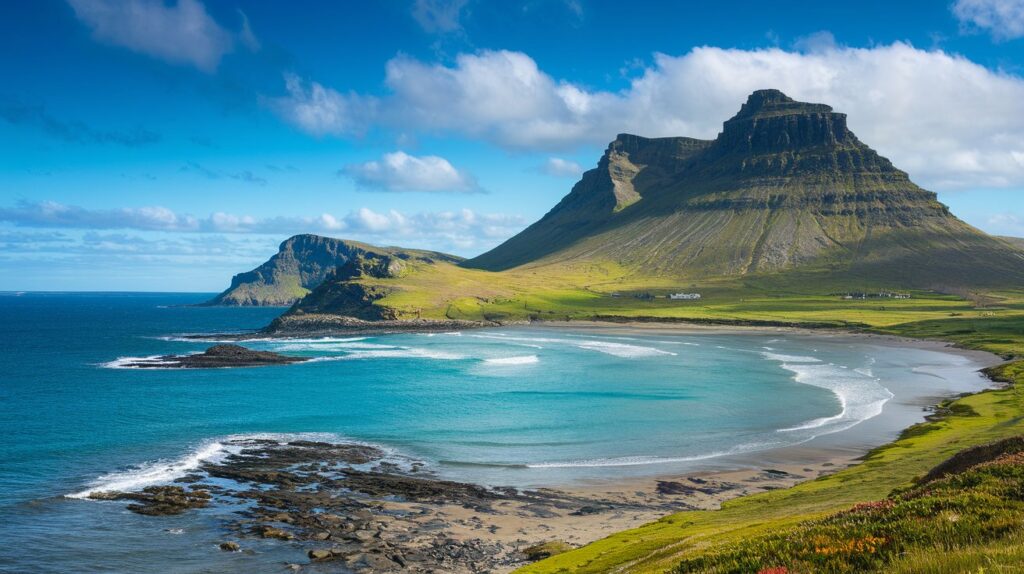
[466,90,1024,287]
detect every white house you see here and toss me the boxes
[669,293,701,300]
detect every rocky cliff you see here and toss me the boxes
[203,235,364,306]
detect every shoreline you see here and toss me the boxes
[74,320,1008,572]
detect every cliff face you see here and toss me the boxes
[466,90,1024,288]
[203,235,366,306]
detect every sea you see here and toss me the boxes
[0,292,994,573]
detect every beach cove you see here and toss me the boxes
[0,292,1001,573]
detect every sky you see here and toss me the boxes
[2,0,1024,291]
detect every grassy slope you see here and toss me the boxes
[359,258,1024,337]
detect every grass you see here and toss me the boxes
[674,447,1024,573]
[361,259,1024,332]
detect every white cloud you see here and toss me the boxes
[411,0,469,33]
[67,0,257,72]
[953,0,1024,40]
[0,201,526,253]
[270,43,1024,190]
[988,212,1024,236]
[540,157,584,178]
[378,45,1024,190]
[266,73,373,137]
[0,200,200,231]
[343,151,481,192]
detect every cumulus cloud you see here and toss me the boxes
[67,0,258,72]
[0,200,526,252]
[265,73,374,137]
[953,0,1024,40]
[0,99,160,146]
[343,151,481,192]
[0,201,200,232]
[388,47,1024,189]
[540,157,584,177]
[364,45,1024,190]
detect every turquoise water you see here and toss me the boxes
[0,292,991,573]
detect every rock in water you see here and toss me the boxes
[123,344,308,369]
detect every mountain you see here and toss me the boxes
[203,235,358,306]
[205,235,461,306]
[466,89,1024,288]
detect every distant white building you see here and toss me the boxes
[669,292,701,300]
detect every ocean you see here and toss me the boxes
[0,292,993,573]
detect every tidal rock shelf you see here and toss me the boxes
[81,437,820,573]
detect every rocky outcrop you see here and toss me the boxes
[206,235,463,308]
[267,250,471,330]
[265,314,485,336]
[121,344,307,369]
[203,235,365,306]
[88,485,211,515]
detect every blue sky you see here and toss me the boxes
[2,0,1024,291]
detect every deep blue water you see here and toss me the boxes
[0,292,992,573]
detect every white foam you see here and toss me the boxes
[761,351,821,364]
[469,333,674,358]
[484,355,539,365]
[159,336,368,344]
[270,341,396,352]
[318,347,465,361]
[67,440,236,499]
[763,351,894,435]
[101,355,176,369]
[67,432,390,500]
[574,340,676,358]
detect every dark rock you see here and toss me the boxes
[88,485,210,515]
[257,525,293,540]
[522,540,573,561]
[219,541,240,552]
[125,344,308,369]
[307,549,333,561]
